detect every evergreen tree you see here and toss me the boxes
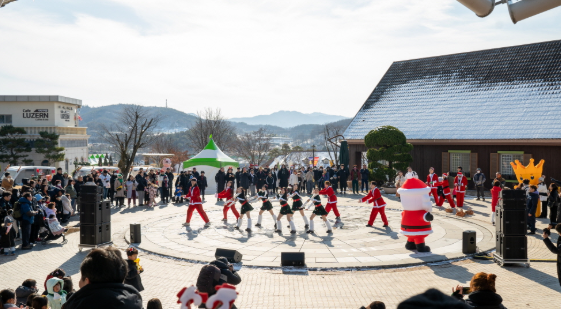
[365,126,413,184]
[98,155,103,166]
[0,125,32,165]
[35,131,65,165]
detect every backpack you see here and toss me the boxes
[196,264,221,296]
[12,201,22,220]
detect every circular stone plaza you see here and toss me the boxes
[3,192,559,308]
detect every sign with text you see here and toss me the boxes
[23,109,49,121]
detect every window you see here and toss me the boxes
[500,154,523,175]
[0,115,12,124]
[41,160,49,166]
[450,153,470,175]
[59,139,88,147]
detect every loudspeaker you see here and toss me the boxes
[80,224,103,245]
[101,200,111,222]
[81,185,102,194]
[507,0,561,24]
[281,252,305,266]
[80,202,102,225]
[215,248,243,263]
[101,222,111,243]
[462,230,477,254]
[499,198,526,210]
[497,234,527,260]
[499,209,527,235]
[80,193,102,204]
[130,223,141,243]
[457,0,495,17]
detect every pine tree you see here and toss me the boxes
[35,131,65,166]
[365,126,413,184]
[0,125,32,165]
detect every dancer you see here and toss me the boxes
[255,185,277,229]
[435,173,456,209]
[289,184,309,229]
[234,187,254,232]
[183,178,210,227]
[359,181,388,227]
[454,171,468,209]
[490,181,502,226]
[275,188,296,234]
[319,181,342,227]
[217,181,240,223]
[426,167,439,205]
[305,188,332,234]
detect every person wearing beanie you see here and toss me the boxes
[426,167,440,205]
[397,178,434,252]
[454,170,468,209]
[359,181,388,228]
[451,272,505,308]
[397,288,469,309]
[1,216,17,256]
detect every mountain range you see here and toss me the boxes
[229,111,347,128]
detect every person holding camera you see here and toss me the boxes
[196,257,241,309]
[543,223,561,286]
[451,272,506,308]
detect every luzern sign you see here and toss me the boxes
[23,109,49,121]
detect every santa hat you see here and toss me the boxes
[397,178,430,196]
[457,172,463,176]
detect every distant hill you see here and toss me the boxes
[229,111,347,128]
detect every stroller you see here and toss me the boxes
[38,209,67,245]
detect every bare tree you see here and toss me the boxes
[321,124,345,166]
[151,134,190,168]
[185,108,237,152]
[234,128,272,166]
[100,105,162,179]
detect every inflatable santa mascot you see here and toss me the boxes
[397,177,434,252]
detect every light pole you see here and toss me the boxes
[311,145,316,167]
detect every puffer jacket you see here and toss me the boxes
[452,290,506,309]
[62,283,142,309]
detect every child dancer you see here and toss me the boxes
[235,187,254,232]
[183,178,210,227]
[289,184,309,229]
[319,181,342,227]
[359,181,388,227]
[490,181,502,226]
[305,188,332,234]
[435,173,456,209]
[275,188,296,234]
[255,185,277,229]
[217,181,240,223]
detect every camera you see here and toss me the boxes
[544,228,551,236]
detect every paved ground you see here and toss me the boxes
[1,192,560,309]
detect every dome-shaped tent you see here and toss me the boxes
[182,136,239,194]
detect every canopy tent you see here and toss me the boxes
[182,136,239,194]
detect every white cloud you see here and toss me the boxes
[0,0,560,118]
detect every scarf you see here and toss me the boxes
[5,224,12,234]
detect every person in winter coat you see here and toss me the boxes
[547,183,560,227]
[19,193,37,250]
[473,168,486,201]
[135,170,147,206]
[225,168,235,189]
[538,177,548,218]
[46,278,67,309]
[63,247,143,309]
[51,168,64,187]
[305,168,314,194]
[527,185,539,234]
[395,171,406,199]
[114,175,126,207]
[1,217,16,256]
[215,168,226,201]
[239,168,250,191]
[209,257,242,287]
[543,223,561,286]
[198,172,208,201]
[165,168,174,200]
[336,164,349,194]
[65,180,78,213]
[15,279,38,305]
[490,181,502,226]
[451,272,506,309]
[360,165,370,193]
[350,165,361,194]
[278,165,289,189]
[234,167,241,189]
[125,175,137,207]
[493,172,506,188]
[248,170,257,196]
[124,247,144,292]
[1,172,14,192]
[289,171,299,187]
[159,175,170,204]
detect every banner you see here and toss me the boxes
[308,157,319,166]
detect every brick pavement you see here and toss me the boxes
[1,192,559,308]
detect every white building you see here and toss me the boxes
[0,95,89,173]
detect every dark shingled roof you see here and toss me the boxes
[344,40,561,140]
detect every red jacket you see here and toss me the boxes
[435,179,452,195]
[185,186,202,205]
[426,173,438,188]
[350,169,361,181]
[491,186,502,207]
[319,186,337,204]
[217,187,234,200]
[454,176,468,192]
[361,187,386,208]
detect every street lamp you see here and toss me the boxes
[311,145,316,167]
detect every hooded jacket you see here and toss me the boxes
[15,285,37,304]
[62,282,142,309]
[452,290,506,309]
[46,278,67,309]
[208,258,241,286]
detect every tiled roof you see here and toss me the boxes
[344,40,561,140]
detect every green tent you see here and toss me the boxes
[183,136,239,169]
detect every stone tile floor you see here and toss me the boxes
[1,192,559,308]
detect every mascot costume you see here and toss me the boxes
[510,158,545,216]
[397,178,434,252]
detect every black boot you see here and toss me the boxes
[416,243,431,252]
[405,241,416,250]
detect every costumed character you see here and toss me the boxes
[205,283,238,309]
[177,285,208,309]
[436,173,456,209]
[217,181,240,222]
[426,167,439,205]
[183,178,210,227]
[359,181,388,227]
[511,158,545,216]
[397,178,433,252]
[319,181,342,226]
[454,172,468,209]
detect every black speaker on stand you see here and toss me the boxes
[215,248,243,263]
[281,252,305,266]
[79,185,112,252]
[494,190,529,267]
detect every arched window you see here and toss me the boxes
[41,160,49,166]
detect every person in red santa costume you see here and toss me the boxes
[319,181,342,225]
[217,180,240,223]
[359,181,388,227]
[454,171,468,208]
[183,178,210,227]
[397,178,434,252]
[435,173,456,208]
[426,167,439,205]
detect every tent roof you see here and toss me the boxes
[183,136,239,169]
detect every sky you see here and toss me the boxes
[0,0,560,118]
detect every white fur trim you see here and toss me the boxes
[189,202,202,205]
[400,230,433,236]
[397,187,430,196]
[372,204,386,208]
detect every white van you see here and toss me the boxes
[130,166,160,177]
[73,166,121,179]
[1,166,57,186]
